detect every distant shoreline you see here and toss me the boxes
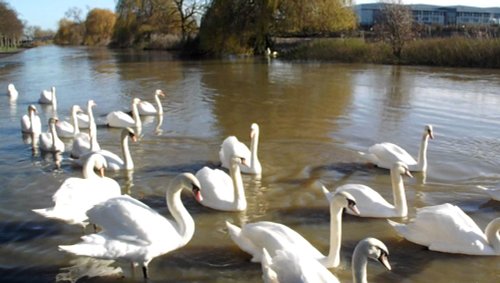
[0,49,24,59]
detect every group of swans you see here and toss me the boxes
[262,237,391,283]
[58,172,203,279]
[355,124,500,256]
[33,153,121,226]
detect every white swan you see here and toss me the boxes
[106,97,142,129]
[261,237,391,283]
[335,161,412,218]
[219,123,261,175]
[32,153,121,226]
[71,100,100,159]
[136,89,165,115]
[359,125,434,172]
[56,105,82,138]
[58,172,203,279]
[476,185,500,201]
[261,248,339,283]
[226,189,359,268]
[40,117,65,153]
[196,155,247,211]
[388,203,500,255]
[21,104,42,135]
[39,86,57,108]
[77,127,136,171]
[7,83,18,101]
[75,100,96,129]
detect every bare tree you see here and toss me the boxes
[172,0,207,41]
[374,0,413,59]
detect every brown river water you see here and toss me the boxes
[0,46,498,282]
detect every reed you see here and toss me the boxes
[281,37,500,68]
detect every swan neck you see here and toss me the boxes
[51,89,57,109]
[417,134,429,171]
[325,201,343,268]
[166,182,195,245]
[82,155,100,179]
[121,131,133,170]
[155,95,163,115]
[230,161,247,210]
[250,131,259,168]
[352,248,369,283]
[131,102,142,129]
[485,219,500,254]
[88,107,99,151]
[390,168,407,217]
[50,122,58,150]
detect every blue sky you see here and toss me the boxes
[5,0,116,31]
[5,0,499,31]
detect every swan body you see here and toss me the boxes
[261,237,391,283]
[261,248,340,283]
[39,86,57,108]
[359,125,433,172]
[219,123,262,175]
[226,189,359,268]
[136,89,165,115]
[58,173,203,279]
[71,100,100,159]
[388,203,500,255]
[196,156,247,211]
[76,128,136,171]
[106,98,141,129]
[40,117,65,153]
[21,105,42,135]
[7,83,18,101]
[476,185,500,201]
[32,153,121,226]
[335,161,412,218]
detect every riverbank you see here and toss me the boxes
[277,37,500,69]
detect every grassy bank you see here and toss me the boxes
[280,37,500,68]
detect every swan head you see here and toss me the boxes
[90,153,108,177]
[424,124,434,139]
[51,86,56,93]
[358,237,391,271]
[132,98,141,105]
[71,105,83,113]
[321,185,360,215]
[392,161,413,178]
[28,104,38,114]
[87,99,97,108]
[230,155,248,168]
[155,89,165,97]
[124,127,138,142]
[48,117,58,125]
[8,83,16,91]
[176,173,203,202]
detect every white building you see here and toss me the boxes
[355,3,500,27]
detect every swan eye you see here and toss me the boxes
[192,184,201,193]
[347,199,356,206]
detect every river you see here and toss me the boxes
[0,45,498,282]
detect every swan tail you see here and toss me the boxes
[226,221,261,262]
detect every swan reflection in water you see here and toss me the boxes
[56,258,123,283]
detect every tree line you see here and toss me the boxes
[51,0,356,54]
[0,0,23,49]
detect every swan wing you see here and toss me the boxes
[266,249,340,283]
[336,184,396,217]
[196,167,235,209]
[229,221,323,262]
[71,133,91,158]
[56,120,74,138]
[38,90,52,104]
[87,195,178,245]
[137,101,157,115]
[219,136,251,168]
[106,111,134,128]
[368,143,417,169]
[389,203,493,255]
[21,115,31,133]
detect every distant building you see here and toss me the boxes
[355,3,500,27]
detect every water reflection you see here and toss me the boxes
[56,258,122,283]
